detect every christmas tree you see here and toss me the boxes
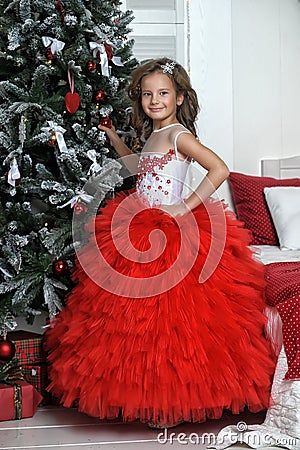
[0,0,137,326]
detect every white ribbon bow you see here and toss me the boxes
[89,42,109,77]
[42,36,65,54]
[87,150,102,175]
[105,39,124,67]
[111,56,123,67]
[57,192,94,209]
[41,121,67,153]
[7,158,21,187]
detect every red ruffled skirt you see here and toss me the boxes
[45,190,275,424]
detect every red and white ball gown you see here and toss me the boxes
[45,123,275,425]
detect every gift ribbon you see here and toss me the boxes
[0,358,22,382]
[57,192,94,209]
[7,158,21,187]
[87,150,102,175]
[42,36,65,54]
[0,359,23,419]
[41,121,67,153]
[89,42,109,77]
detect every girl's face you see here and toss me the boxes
[141,71,183,129]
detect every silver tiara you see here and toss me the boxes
[161,61,176,74]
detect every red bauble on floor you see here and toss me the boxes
[0,338,16,362]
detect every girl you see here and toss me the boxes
[46,58,275,429]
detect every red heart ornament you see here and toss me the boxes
[65,92,80,114]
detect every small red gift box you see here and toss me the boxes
[0,380,43,421]
[8,330,46,366]
[21,364,51,405]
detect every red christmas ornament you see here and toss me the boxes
[65,92,80,114]
[73,202,88,216]
[99,116,112,128]
[95,90,106,102]
[0,338,16,362]
[104,43,113,61]
[53,259,68,275]
[49,130,57,146]
[46,48,55,61]
[86,61,97,72]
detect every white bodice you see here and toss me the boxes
[137,123,190,207]
[136,124,191,207]
[136,151,189,207]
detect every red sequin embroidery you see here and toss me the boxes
[138,149,175,175]
[137,149,174,191]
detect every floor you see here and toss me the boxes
[0,406,281,450]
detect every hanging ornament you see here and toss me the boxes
[87,149,102,175]
[41,121,67,153]
[65,70,80,114]
[89,42,109,77]
[53,259,68,276]
[95,90,106,103]
[99,116,112,128]
[49,130,57,146]
[0,338,16,362]
[0,313,17,338]
[86,61,97,72]
[5,158,21,187]
[73,201,88,216]
[46,48,55,62]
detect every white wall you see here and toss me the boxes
[189,0,300,180]
[189,0,234,205]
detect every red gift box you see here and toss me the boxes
[21,364,51,405]
[8,330,46,366]
[0,380,43,421]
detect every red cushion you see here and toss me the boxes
[229,172,300,245]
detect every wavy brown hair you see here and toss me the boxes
[127,57,200,152]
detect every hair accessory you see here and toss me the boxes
[161,61,176,74]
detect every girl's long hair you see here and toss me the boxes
[127,57,200,152]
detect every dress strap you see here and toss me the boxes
[174,130,191,161]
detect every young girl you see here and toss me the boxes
[46,58,275,429]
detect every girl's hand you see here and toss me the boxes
[98,122,133,159]
[98,123,118,146]
[158,202,189,217]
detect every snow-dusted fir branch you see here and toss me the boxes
[0,81,27,100]
[19,0,31,22]
[43,276,66,318]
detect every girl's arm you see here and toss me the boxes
[160,133,229,217]
[178,132,229,210]
[98,124,139,174]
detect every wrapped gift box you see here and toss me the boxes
[7,330,46,366]
[0,380,43,421]
[21,364,51,405]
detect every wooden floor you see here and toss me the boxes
[0,406,281,450]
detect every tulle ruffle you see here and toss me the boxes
[45,191,275,423]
